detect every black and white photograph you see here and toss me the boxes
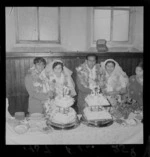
[5,6,144,146]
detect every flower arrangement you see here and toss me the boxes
[76,62,104,89]
[48,72,70,97]
[110,97,143,119]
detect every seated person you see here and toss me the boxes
[100,59,129,120]
[76,54,104,114]
[128,61,143,112]
[25,57,53,114]
[101,59,129,98]
[112,61,143,124]
[45,59,76,97]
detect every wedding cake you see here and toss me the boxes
[50,107,76,124]
[54,95,75,108]
[85,92,110,106]
[45,95,77,125]
[83,89,112,121]
[83,107,112,121]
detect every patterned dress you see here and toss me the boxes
[128,75,143,109]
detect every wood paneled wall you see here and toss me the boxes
[6,52,143,115]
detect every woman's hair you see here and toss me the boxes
[52,61,64,70]
[105,60,116,67]
[86,54,98,63]
[33,57,46,67]
[137,61,143,70]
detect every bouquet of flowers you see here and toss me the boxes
[110,97,143,119]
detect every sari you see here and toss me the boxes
[101,59,129,94]
[43,60,76,115]
[45,60,76,97]
[101,59,133,120]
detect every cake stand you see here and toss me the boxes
[87,105,111,113]
[46,117,80,130]
[81,114,113,127]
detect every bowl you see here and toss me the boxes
[14,124,28,134]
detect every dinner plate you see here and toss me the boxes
[81,115,113,127]
[46,118,80,130]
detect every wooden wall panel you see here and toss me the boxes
[6,52,143,116]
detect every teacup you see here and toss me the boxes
[15,112,25,121]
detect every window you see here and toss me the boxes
[93,7,131,43]
[15,7,60,44]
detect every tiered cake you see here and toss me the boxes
[83,89,112,121]
[85,92,110,107]
[48,95,77,125]
[83,107,112,121]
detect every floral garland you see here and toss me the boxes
[76,62,104,89]
[48,72,69,96]
[28,67,49,93]
[104,74,122,92]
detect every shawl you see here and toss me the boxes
[45,60,76,96]
[101,59,128,92]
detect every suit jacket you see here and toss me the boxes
[25,73,49,114]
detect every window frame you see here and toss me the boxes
[15,7,61,44]
[92,7,134,45]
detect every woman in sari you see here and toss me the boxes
[43,60,76,115]
[45,60,76,97]
[101,59,130,120]
[101,59,129,98]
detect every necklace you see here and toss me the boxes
[86,64,96,80]
[53,73,65,85]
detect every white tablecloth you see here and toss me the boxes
[6,119,143,145]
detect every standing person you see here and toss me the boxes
[76,54,104,114]
[45,59,76,97]
[25,57,53,114]
[44,60,76,114]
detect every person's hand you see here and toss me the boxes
[107,96,118,106]
[63,86,70,95]
[119,88,127,95]
[99,81,105,88]
[48,91,54,99]
[48,81,55,90]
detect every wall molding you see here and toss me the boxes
[6,52,143,58]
